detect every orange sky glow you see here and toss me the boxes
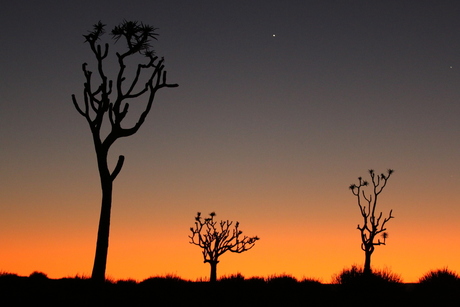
[2,190,460,283]
[1,1,460,285]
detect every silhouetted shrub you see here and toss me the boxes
[140,274,187,286]
[331,265,405,304]
[0,272,22,286]
[218,272,245,283]
[267,274,298,286]
[375,267,403,283]
[29,271,49,280]
[68,274,90,280]
[300,277,322,285]
[418,267,460,285]
[331,265,363,285]
[415,268,460,304]
[246,276,266,285]
[104,275,116,284]
[332,265,402,285]
[0,271,18,277]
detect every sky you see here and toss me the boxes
[1,0,460,283]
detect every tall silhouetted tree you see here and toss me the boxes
[349,169,394,275]
[189,212,259,282]
[71,20,178,282]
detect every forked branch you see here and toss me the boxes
[189,212,259,264]
[349,169,395,273]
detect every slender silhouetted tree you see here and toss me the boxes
[349,169,394,275]
[71,20,178,282]
[189,212,259,282]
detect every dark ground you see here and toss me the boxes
[0,275,460,306]
[0,274,459,306]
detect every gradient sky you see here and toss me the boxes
[1,1,460,283]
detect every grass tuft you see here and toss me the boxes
[218,272,245,282]
[267,273,298,285]
[300,277,322,284]
[140,273,187,285]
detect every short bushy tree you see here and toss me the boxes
[189,212,259,282]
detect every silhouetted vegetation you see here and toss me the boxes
[331,264,402,285]
[330,265,408,305]
[1,270,460,306]
[71,20,178,282]
[189,212,259,282]
[266,273,299,285]
[349,169,394,275]
[28,271,49,280]
[218,272,246,283]
[418,267,460,293]
[415,268,460,304]
[140,274,187,286]
[419,267,460,284]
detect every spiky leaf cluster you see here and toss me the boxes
[111,20,158,55]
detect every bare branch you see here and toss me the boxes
[71,94,86,117]
[110,155,125,180]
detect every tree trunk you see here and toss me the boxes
[91,145,113,282]
[91,181,113,282]
[209,261,218,283]
[364,249,372,275]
